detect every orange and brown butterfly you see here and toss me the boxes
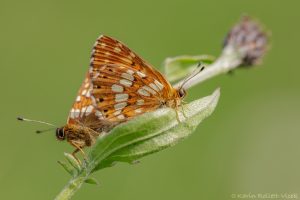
[19,35,188,160]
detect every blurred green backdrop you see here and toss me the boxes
[1,0,300,199]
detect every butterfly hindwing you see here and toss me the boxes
[90,64,160,121]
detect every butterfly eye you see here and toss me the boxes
[56,128,65,140]
[179,88,186,98]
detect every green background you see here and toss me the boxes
[1,0,300,199]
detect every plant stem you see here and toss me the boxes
[174,46,243,90]
[54,171,89,200]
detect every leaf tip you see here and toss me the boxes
[85,177,100,185]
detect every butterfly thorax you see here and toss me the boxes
[161,89,181,108]
[165,87,186,107]
[56,124,100,148]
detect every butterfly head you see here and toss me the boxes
[55,124,79,142]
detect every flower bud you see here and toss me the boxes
[223,16,269,66]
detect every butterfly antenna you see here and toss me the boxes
[35,127,56,134]
[180,62,205,90]
[17,116,56,126]
[17,116,56,133]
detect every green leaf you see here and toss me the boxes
[84,177,100,185]
[64,153,82,173]
[163,55,215,83]
[88,88,220,173]
[57,161,75,176]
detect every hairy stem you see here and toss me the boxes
[174,46,243,90]
[54,171,89,200]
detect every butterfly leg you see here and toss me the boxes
[71,148,81,164]
[71,142,87,164]
[175,101,187,122]
[181,105,187,118]
[175,109,181,122]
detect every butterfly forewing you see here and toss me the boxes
[67,73,99,125]
[68,35,178,129]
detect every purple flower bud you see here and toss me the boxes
[223,16,269,66]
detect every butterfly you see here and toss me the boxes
[20,35,188,160]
